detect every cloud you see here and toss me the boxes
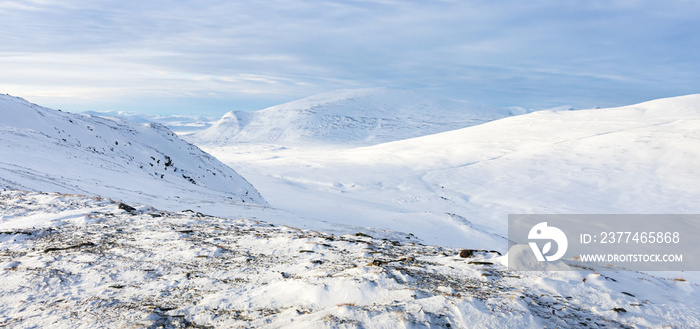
[1,0,699,114]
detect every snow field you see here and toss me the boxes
[1,191,697,328]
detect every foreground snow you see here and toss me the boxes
[1,191,698,328]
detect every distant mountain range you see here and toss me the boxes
[0,93,266,209]
[80,110,216,134]
[189,88,516,145]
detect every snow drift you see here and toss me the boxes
[0,93,266,209]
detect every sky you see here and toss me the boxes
[1,0,699,116]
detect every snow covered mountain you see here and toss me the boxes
[200,94,700,251]
[0,93,266,209]
[190,88,514,145]
[353,93,700,214]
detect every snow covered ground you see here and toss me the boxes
[1,191,697,328]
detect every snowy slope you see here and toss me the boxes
[2,191,697,328]
[352,93,700,219]
[200,94,700,251]
[0,93,266,210]
[190,88,513,145]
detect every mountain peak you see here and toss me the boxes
[191,88,512,146]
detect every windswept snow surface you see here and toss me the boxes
[190,88,514,146]
[0,94,266,211]
[199,94,700,253]
[1,191,697,328]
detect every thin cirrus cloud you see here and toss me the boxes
[0,0,699,115]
